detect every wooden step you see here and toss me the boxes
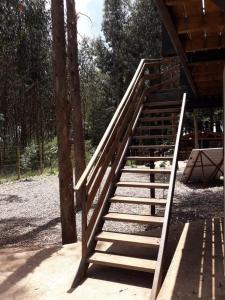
[88,252,156,273]
[144,100,181,107]
[129,145,174,149]
[96,231,161,247]
[139,116,175,122]
[110,195,167,205]
[142,108,180,114]
[125,156,173,161]
[104,212,164,225]
[121,168,171,174]
[116,181,169,189]
[133,135,175,140]
[137,125,176,130]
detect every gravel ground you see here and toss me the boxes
[0,165,223,248]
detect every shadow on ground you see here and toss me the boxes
[0,217,60,247]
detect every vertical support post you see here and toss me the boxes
[193,110,199,149]
[16,144,21,180]
[223,67,225,276]
[150,148,155,215]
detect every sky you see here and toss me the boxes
[46,0,104,38]
[76,0,104,39]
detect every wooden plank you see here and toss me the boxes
[104,213,164,225]
[142,107,180,114]
[96,231,161,247]
[165,0,200,6]
[139,116,175,122]
[110,195,167,205]
[125,156,173,161]
[129,145,175,149]
[137,125,177,130]
[184,35,225,52]
[153,0,197,96]
[144,100,181,107]
[121,168,171,174]
[116,182,169,189]
[88,252,156,273]
[133,135,175,139]
[176,12,225,35]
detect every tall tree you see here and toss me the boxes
[102,0,131,107]
[66,0,86,211]
[51,0,76,244]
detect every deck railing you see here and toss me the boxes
[73,58,181,285]
[150,92,187,300]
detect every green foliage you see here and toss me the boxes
[79,0,161,147]
[21,142,38,171]
[85,140,96,162]
[44,138,58,168]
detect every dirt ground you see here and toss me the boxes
[0,162,223,248]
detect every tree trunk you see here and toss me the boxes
[66,0,86,211]
[51,0,77,244]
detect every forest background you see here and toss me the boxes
[0,0,161,180]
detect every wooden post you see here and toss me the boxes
[193,110,199,149]
[39,141,44,174]
[16,144,21,180]
[223,65,225,267]
[150,149,155,215]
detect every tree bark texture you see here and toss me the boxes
[66,0,86,211]
[51,0,77,244]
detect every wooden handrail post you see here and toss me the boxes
[223,65,225,269]
[150,93,187,300]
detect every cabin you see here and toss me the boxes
[73,1,225,299]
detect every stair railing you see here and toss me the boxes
[150,92,187,300]
[73,58,181,286]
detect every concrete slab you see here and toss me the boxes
[1,219,224,300]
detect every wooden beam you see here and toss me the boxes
[177,13,225,34]
[165,0,200,5]
[153,0,197,96]
[193,74,221,82]
[184,34,225,52]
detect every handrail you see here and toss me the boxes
[72,58,182,287]
[150,92,187,300]
[74,59,146,191]
[74,58,179,192]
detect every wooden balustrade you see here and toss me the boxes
[74,58,182,267]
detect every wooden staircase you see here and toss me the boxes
[73,59,187,299]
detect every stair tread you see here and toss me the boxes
[129,145,174,149]
[88,252,156,273]
[96,231,160,247]
[110,195,167,205]
[126,156,173,160]
[140,116,176,122]
[137,125,176,130]
[142,108,180,114]
[133,135,175,139]
[144,100,181,107]
[116,181,169,188]
[122,168,171,174]
[104,212,164,224]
